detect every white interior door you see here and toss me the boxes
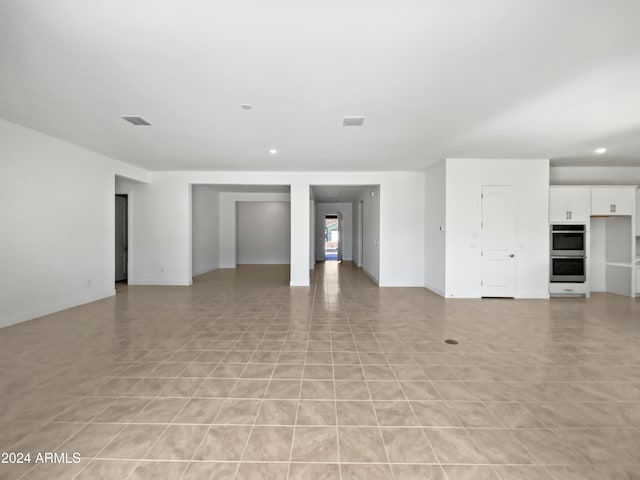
[337,211,344,262]
[481,186,516,297]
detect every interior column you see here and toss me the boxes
[290,182,310,286]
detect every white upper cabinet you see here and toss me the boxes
[549,187,591,222]
[591,187,636,216]
[637,188,640,231]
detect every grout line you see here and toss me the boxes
[5,264,640,479]
[101,345,187,480]
[285,265,318,480]
[326,266,344,480]
[227,319,283,480]
[388,362,444,470]
[29,457,635,466]
[62,357,184,480]
[335,259,362,478]
[345,267,393,475]
[178,333,255,480]
[36,420,640,430]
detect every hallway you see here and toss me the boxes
[0,263,639,479]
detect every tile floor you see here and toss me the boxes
[0,262,639,480]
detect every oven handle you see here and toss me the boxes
[551,256,587,259]
[551,230,586,233]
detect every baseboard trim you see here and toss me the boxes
[424,284,445,297]
[128,280,193,286]
[444,291,551,299]
[1,289,116,329]
[192,266,219,276]
[362,268,379,285]
[516,291,551,299]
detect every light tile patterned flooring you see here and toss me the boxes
[1,262,639,480]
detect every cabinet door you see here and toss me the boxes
[591,188,635,216]
[567,188,591,221]
[549,187,590,222]
[549,188,571,222]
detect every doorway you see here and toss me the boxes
[115,194,128,283]
[309,185,379,283]
[481,185,516,297]
[324,215,340,261]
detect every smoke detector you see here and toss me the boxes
[121,116,152,126]
[342,116,365,127]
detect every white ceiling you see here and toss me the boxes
[197,185,290,194]
[1,0,640,171]
[311,185,371,203]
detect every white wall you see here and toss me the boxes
[192,185,220,275]
[424,160,446,295]
[309,197,316,269]
[315,203,353,261]
[445,158,550,298]
[0,119,148,327]
[219,192,291,268]
[123,172,424,287]
[590,217,607,292]
[119,176,192,285]
[352,200,362,266]
[237,202,291,264]
[551,166,640,185]
[359,186,381,283]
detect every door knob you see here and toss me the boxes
[509,254,515,258]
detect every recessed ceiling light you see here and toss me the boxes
[241,104,253,110]
[269,149,278,154]
[594,147,607,155]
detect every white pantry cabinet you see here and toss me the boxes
[591,187,636,216]
[549,187,591,222]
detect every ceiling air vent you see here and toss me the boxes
[121,115,152,126]
[342,116,365,127]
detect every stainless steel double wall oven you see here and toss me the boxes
[550,224,586,282]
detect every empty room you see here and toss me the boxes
[1,1,640,480]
